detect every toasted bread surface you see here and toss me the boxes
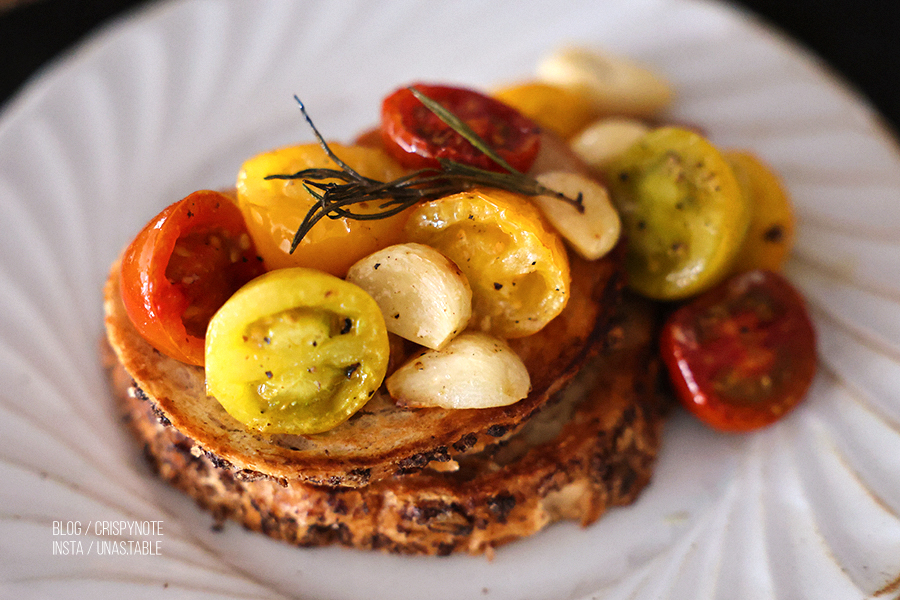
[104,247,624,487]
[109,298,664,555]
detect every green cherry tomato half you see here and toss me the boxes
[660,270,817,432]
[606,127,750,300]
[205,268,390,435]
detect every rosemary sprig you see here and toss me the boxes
[267,91,584,254]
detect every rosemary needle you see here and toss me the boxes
[407,86,523,176]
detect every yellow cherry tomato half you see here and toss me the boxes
[606,127,750,300]
[205,268,390,435]
[236,143,411,278]
[726,151,795,273]
[492,81,600,140]
[404,188,570,338]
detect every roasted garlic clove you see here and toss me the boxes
[537,47,673,118]
[534,171,621,261]
[386,331,531,409]
[346,243,472,350]
[570,117,650,171]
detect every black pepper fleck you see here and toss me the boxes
[764,225,785,243]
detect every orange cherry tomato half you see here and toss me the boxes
[660,270,817,432]
[120,190,265,366]
[380,83,541,173]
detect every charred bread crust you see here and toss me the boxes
[104,245,626,488]
[108,299,665,556]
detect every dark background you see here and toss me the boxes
[1,0,898,133]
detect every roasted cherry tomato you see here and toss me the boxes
[492,81,599,139]
[381,83,541,173]
[236,143,411,278]
[205,268,389,435]
[726,151,795,273]
[606,127,750,300]
[404,188,570,338]
[120,190,265,366]
[660,270,817,432]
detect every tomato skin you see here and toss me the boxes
[725,151,795,273]
[492,81,599,139]
[380,83,541,173]
[660,270,816,432]
[605,127,750,301]
[205,268,390,435]
[120,190,265,366]
[403,188,570,338]
[236,143,411,277]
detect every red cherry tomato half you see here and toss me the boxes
[120,190,265,366]
[660,270,817,432]
[380,83,541,173]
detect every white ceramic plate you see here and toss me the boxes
[2,0,900,598]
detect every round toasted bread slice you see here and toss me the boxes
[108,297,664,556]
[104,247,623,487]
